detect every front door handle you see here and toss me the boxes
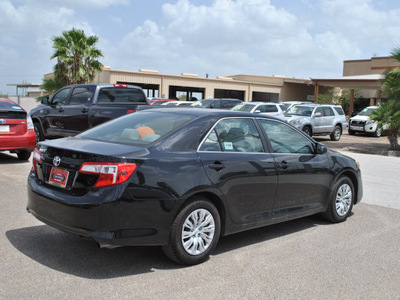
[209,162,225,171]
[278,161,288,170]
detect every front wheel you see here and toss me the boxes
[321,176,354,223]
[330,125,342,141]
[162,197,221,265]
[302,126,312,136]
[34,122,44,144]
[373,126,382,137]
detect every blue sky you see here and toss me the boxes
[1,0,400,95]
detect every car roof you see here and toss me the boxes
[144,107,282,120]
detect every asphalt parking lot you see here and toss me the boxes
[0,133,399,299]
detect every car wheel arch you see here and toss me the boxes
[331,170,359,204]
[178,191,227,236]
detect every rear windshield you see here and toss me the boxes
[0,101,23,111]
[97,87,146,103]
[78,111,192,146]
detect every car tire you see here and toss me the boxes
[34,122,44,143]
[321,176,354,223]
[162,197,221,265]
[373,126,382,137]
[330,125,342,141]
[17,150,31,161]
[348,129,356,135]
[302,126,312,136]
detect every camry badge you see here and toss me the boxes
[53,156,61,167]
[0,119,6,124]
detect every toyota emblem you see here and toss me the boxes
[53,156,61,167]
[0,119,6,124]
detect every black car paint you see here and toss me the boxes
[27,109,362,249]
[30,84,151,140]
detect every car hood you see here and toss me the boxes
[350,115,370,122]
[284,115,308,122]
[39,137,149,157]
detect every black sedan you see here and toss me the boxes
[27,108,363,265]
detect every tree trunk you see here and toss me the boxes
[387,129,400,150]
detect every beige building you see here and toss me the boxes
[313,56,400,112]
[90,67,321,103]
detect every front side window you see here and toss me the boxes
[323,107,334,116]
[51,88,71,105]
[199,118,264,153]
[258,119,314,154]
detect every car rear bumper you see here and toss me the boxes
[0,129,36,151]
[27,174,172,247]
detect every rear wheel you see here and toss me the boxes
[17,150,31,161]
[162,197,221,265]
[330,125,342,141]
[322,176,354,223]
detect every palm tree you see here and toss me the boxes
[41,28,104,95]
[370,47,400,150]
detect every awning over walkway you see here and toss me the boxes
[311,74,384,114]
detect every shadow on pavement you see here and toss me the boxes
[6,215,331,278]
[0,152,31,165]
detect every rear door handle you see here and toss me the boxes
[209,162,225,171]
[81,107,89,113]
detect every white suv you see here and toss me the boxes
[348,106,382,137]
[284,104,348,141]
[231,102,285,119]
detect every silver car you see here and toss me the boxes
[284,104,348,141]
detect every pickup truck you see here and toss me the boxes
[30,84,150,141]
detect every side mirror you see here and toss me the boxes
[40,96,49,105]
[316,143,327,154]
[314,112,322,118]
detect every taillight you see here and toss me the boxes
[114,84,128,88]
[32,148,42,173]
[79,162,137,188]
[127,109,137,114]
[27,115,34,130]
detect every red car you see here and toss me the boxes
[0,98,36,160]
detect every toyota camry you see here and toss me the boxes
[27,108,363,265]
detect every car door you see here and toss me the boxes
[257,118,332,217]
[197,117,278,224]
[61,86,95,134]
[322,106,336,132]
[45,87,72,137]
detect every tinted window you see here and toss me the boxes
[323,107,334,116]
[315,107,324,116]
[334,106,345,115]
[69,87,95,105]
[98,87,146,103]
[263,105,278,113]
[258,119,314,154]
[0,101,23,110]
[199,118,264,153]
[78,111,192,146]
[52,88,71,104]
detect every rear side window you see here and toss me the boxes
[334,107,345,115]
[97,87,146,103]
[69,86,95,105]
[199,118,264,153]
